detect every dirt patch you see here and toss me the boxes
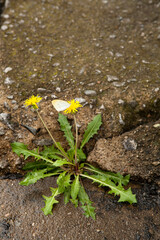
[0,177,160,240]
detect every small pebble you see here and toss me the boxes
[107,75,119,82]
[17,133,23,139]
[4,77,14,85]
[113,82,125,87]
[33,139,53,146]
[155,88,159,92]
[95,69,101,74]
[142,60,149,64]
[51,94,57,99]
[0,127,5,136]
[123,138,137,151]
[2,14,9,19]
[4,102,10,110]
[74,97,86,103]
[19,19,24,24]
[0,158,9,169]
[1,25,8,30]
[30,74,37,78]
[127,78,137,83]
[15,220,21,227]
[56,87,61,92]
[5,213,10,217]
[109,34,116,39]
[119,113,125,125]
[53,62,60,67]
[84,90,97,96]
[88,82,95,86]
[48,53,54,58]
[7,95,14,99]
[118,99,124,105]
[115,53,123,57]
[37,88,46,92]
[129,101,137,108]
[99,104,105,110]
[0,113,11,122]
[13,105,19,110]
[79,66,85,75]
[152,161,160,166]
[102,0,108,3]
[14,157,22,167]
[4,67,12,73]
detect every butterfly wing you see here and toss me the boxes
[52,100,70,112]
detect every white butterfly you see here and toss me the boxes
[52,100,70,112]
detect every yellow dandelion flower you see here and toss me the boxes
[24,95,42,109]
[64,99,82,114]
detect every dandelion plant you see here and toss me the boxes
[11,95,137,220]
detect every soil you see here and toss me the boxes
[0,0,160,239]
[0,177,160,240]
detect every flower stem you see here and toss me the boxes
[74,115,78,167]
[37,110,70,161]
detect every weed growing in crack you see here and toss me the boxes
[11,95,137,219]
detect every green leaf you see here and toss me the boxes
[11,142,54,164]
[78,184,90,204]
[78,184,96,220]
[56,142,70,160]
[42,188,59,215]
[70,198,78,207]
[80,204,95,219]
[57,172,71,193]
[22,161,53,170]
[58,113,74,149]
[67,148,75,161]
[64,186,71,204]
[71,175,80,200]
[81,173,137,204]
[108,183,137,204]
[40,145,63,159]
[85,164,130,186]
[53,159,73,167]
[79,163,85,169]
[80,114,102,149]
[20,168,61,186]
[77,149,86,162]
[11,142,39,160]
[20,169,47,185]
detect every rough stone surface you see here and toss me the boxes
[0,0,159,138]
[0,178,160,240]
[87,121,160,183]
